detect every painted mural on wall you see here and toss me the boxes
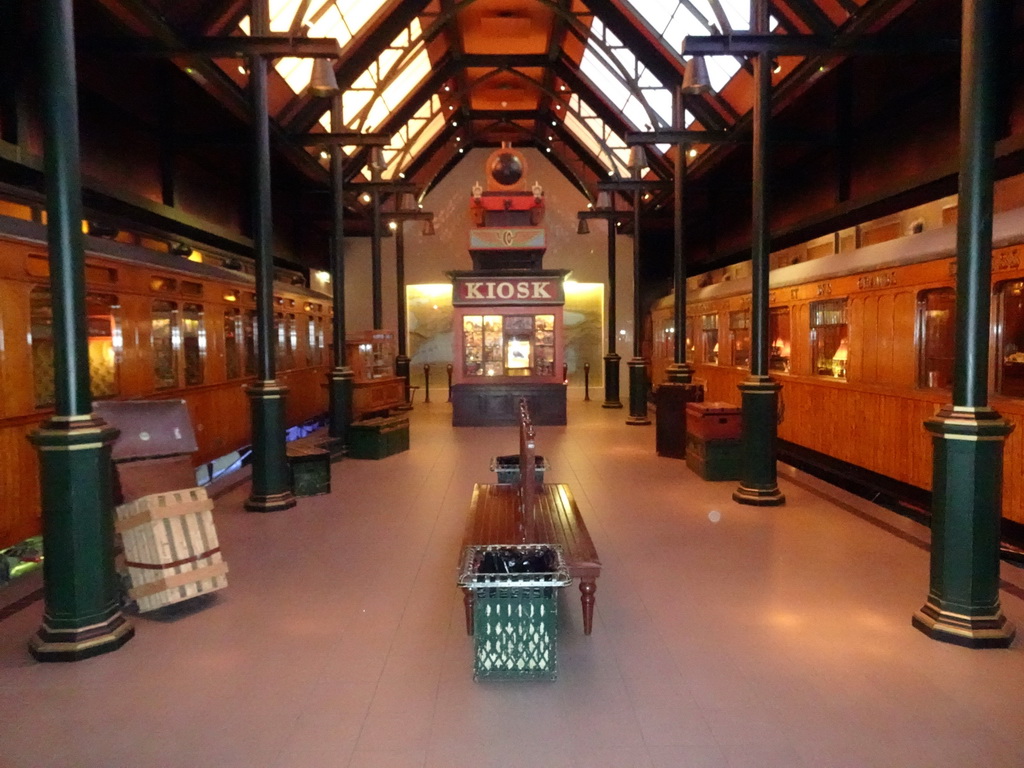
[407,285,454,388]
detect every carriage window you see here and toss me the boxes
[287,314,297,370]
[701,313,719,364]
[656,316,674,367]
[811,299,848,378]
[152,300,178,389]
[314,315,324,365]
[31,289,121,407]
[729,310,750,368]
[997,281,1024,396]
[306,316,316,367]
[182,304,204,385]
[769,307,791,373]
[225,309,242,380]
[244,309,256,376]
[275,312,285,370]
[686,316,696,364]
[918,288,955,389]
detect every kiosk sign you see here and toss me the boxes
[453,276,564,306]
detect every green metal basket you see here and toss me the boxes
[458,544,572,681]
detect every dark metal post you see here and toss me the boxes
[584,362,591,400]
[446,363,453,401]
[913,0,1014,647]
[562,362,568,384]
[667,86,694,385]
[371,189,383,329]
[656,87,703,458]
[28,0,133,661]
[245,0,295,512]
[394,219,412,410]
[603,201,622,409]
[733,0,784,506]
[627,190,651,425]
[326,95,354,448]
[423,364,431,403]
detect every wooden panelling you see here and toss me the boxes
[0,231,332,550]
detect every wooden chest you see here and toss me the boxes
[685,401,742,441]
[115,487,228,613]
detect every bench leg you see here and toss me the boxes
[462,587,474,635]
[580,579,597,635]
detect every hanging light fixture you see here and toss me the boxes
[596,191,611,210]
[681,55,711,94]
[368,147,387,181]
[577,218,591,235]
[421,218,436,236]
[628,145,648,177]
[308,59,340,97]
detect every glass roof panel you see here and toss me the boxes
[239,1,391,93]
[579,17,672,130]
[563,94,632,176]
[338,19,432,133]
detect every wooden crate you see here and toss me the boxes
[114,487,228,613]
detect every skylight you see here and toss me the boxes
[578,17,672,131]
[340,19,432,133]
[239,0,390,94]
[562,94,632,177]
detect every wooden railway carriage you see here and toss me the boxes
[0,215,332,550]
[650,206,1024,533]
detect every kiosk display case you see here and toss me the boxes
[345,330,405,418]
[450,272,568,426]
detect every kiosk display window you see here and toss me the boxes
[462,313,556,377]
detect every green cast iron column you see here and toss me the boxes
[734,0,784,506]
[28,0,134,661]
[244,0,295,512]
[627,192,650,425]
[912,0,1014,648]
[394,219,412,410]
[667,86,694,386]
[603,200,622,408]
[371,189,383,330]
[327,96,354,446]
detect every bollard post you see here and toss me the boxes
[446,363,454,402]
[424,364,431,403]
[562,362,568,384]
[584,362,590,401]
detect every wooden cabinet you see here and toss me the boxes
[346,330,405,418]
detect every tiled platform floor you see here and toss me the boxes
[2,396,1024,768]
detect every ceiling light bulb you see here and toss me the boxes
[545,147,551,153]
[459,148,464,153]
[452,121,458,127]
[388,221,397,231]
[688,148,698,158]
[444,85,450,92]
[361,193,370,203]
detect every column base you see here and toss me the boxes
[912,601,1015,649]
[244,491,297,513]
[626,357,650,426]
[30,612,134,663]
[327,367,355,439]
[665,362,694,384]
[733,375,785,506]
[602,352,622,409]
[915,405,1015,648]
[732,484,786,506]
[245,380,296,513]
[394,355,413,410]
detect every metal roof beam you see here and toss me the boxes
[682,34,958,56]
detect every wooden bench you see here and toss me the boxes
[460,399,602,634]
